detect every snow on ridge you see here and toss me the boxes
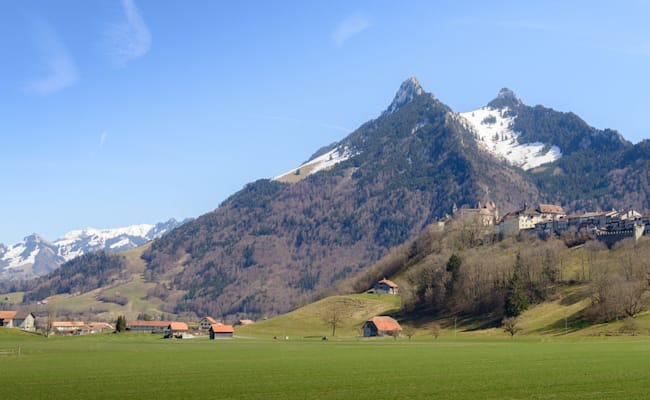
[459,107,562,170]
[2,241,38,269]
[273,146,356,181]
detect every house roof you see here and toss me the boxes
[14,311,34,320]
[378,279,398,288]
[210,323,234,333]
[238,319,254,325]
[168,322,189,331]
[52,321,86,328]
[537,204,565,214]
[203,316,218,324]
[367,316,402,332]
[127,320,172,328]
[0,310,17,320]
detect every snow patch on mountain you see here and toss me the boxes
[459,107,562,170]
[273,146,355,182]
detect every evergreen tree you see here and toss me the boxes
[445,254,461,295]
[115,315,127,333]
[504,273,528,317]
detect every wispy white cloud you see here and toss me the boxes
[333,14,370,47]
[99,132,107,148]
[26,17,78,95]
[105,0,151,67]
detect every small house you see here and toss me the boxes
[373,279,399,295]
[199,316,218,331]
[166,322,189,339]
[363,316,402,337]
[209,323,234,339]
[237,319,255,326]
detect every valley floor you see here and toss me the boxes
[1,330,649,399]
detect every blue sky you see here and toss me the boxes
[1,0,649,245]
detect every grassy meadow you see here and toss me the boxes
[1,329,650,399]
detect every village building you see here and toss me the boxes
[497,208,541,236]
[0,311,36,331]
[237,319,255,326]
[363,316,402,337]
[127,320,173,333]
[373,279,399,295]
[536,204,566,221]
[209,323,234,339]
[199,316,218,331]
[453,201,499,226]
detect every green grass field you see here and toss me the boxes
[1,329,650,399]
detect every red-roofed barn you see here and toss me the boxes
[363,316,402,337]
[209,323,234,339]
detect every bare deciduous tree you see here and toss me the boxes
[502,317,521,338]
[319,298,353,337]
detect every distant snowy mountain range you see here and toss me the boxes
[0,218,187,280]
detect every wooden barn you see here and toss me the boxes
[363,316,402,337]
[209,323,234,339]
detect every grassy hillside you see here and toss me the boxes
[237,293,401,338]
[34,244,171,321]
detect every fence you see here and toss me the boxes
[0,346,21,356]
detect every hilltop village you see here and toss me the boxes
[451,201,650,246]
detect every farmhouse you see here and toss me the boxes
[52,321,86,335]
[373,279,399,295]
[209,323,234,339]
[127,320,173,333]
[13,311,36,331]
[363,316,402,337]
[199,316,218,331]
[0,310,17,328]
[0,311,34,330]
[166,322,189,339]
[78,322,114,335]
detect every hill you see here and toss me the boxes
[237,293,400,338]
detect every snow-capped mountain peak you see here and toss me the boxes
[382,76,425,116]
[0,218,187,280]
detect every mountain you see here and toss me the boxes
[138,78,540,319]
[20,77,649,321]
[0,219,187,280]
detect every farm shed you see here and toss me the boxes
[363,316,402,337]
[127,320,172,333]
[210,323,234,339]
